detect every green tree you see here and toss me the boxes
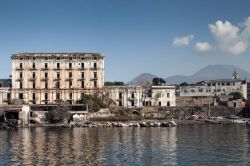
[229,92,242,100]
[152,77,166,85]
[47,105,70,123]
[77,94,105,112]
[180,82,188,86]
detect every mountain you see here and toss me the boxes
[127,65,250,85]
[166,65,250,85]
[127,73,155,85]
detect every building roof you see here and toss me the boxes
[11,52,104,59]
[197,79,244,85]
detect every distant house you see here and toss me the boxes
[179,79,247,99]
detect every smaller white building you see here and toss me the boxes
[179,79,247,99]
[149,85,176,107]
[104,86,144,108]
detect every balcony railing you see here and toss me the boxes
[78,67,86,70]
[29,68,37,71]
[78,78,85,81]
[65,78,73,81]
[53,78,61,81]
[41,78,49,81]
[15,67,24,71]
[41,67,49,70]
[90,78,98,81]
[29,77,36,81]
[16,78,23,81]
[53,68,61,70]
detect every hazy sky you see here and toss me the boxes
[1,0,250,82]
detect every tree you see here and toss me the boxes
[152,77,166,85]
[104,81,124,86]
[77,94,105,112]
[229,92,242,100]
[47,105,70,123]
[180,82,188,86]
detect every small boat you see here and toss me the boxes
[246,120,250,126]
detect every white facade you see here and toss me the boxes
[0,87,11,106]
[149,85,176,107]
[179,79,247,99]
[11,53,104,105]
[104,86,144,108]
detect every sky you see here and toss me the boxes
[1,0,250,82]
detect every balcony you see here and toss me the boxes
[16,78,23,82]
[29,68,37,71]
[78,78,85,81]
[41,78,49,81]
[41,67,49,70]
[78,67,86,71]
[90,67,98,70]
[53,78,61,81]
[66,67,73,70]
[53,68,61,71]
[90,78,98,81]
[65,78,73,81]
[29,77,36,81]
[15,67,24,71]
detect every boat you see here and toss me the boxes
[246,120,250,126]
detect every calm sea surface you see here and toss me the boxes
[0,124,250,166]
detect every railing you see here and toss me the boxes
[65,78,73,81]
[16,78,23,81]
[15,67,24,71]
[41,78,49,81]
[29,77,36,81]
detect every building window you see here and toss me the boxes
[45,82,48,89]
[199,89,203,92]
[94,62,97,69]
[131,92,135,99]
[20,82,23,89]
[212,83,216,86]
[167,93,170,97]
[226,82,230,86]
[94,72,97,78]
[119,92,122,99]
[222,83,225,86]
[94,81,97,88]
[69,93,73,99]
[32,93,36,100]
[159,101,161,106]
[45,72,48,78]
[20,72,23,78]
[56,82,60,88]
[45,63,48,69]
[81,63,84,69]
[69,63,72,69]
[69,72,72,78]
[57,63,60,69]
[81,81,84,88]
[45,93,48,100]
[32,72,36,78]
[20,63,23,69]
[32,63,35,69]
[131,101,134,106]
[56,93,60,100]
[32,82,36,89]
[167,101,170,106]
[184,90,187,93]
[19,93,23,99]
[119,101,122,106]
[81,72,84,78]
[69,81,72,88]
[57,72,60,79]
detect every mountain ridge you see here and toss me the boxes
[127,65,250,85]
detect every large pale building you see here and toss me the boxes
[179,79,247,99]
[11,53,104,105]
[104,86,144,108]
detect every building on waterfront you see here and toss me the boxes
[179,79,247,99]
[247,82,250,101]
[0,79,11,105]
[103,86,144,108]
[143,85,176,107]
[11,53,104,105]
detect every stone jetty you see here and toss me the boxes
[67,120,177,128]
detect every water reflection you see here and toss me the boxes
[0,125,249,165]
